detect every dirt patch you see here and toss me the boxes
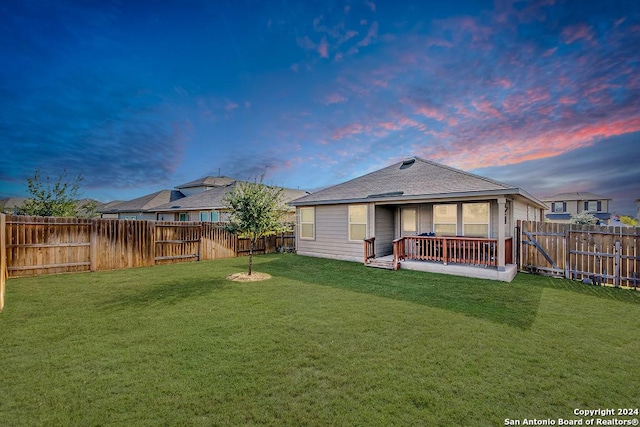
[226,272,272,282]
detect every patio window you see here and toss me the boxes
[463,203,489,238]
[210,211,220,222]
[199,211,210,222]
[299,207,315,239]
[349,205,367,241]
[433,204,457,236]
[401,208,417,234]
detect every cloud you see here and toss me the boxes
[323,92,348,105]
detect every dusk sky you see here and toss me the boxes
[1,0,639,214]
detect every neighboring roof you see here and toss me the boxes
[152,181,310,211]
[98,190,184,213]
[175,176,236,189]
[0,197,28,211]
[291,157,546,208]
[543,192,611,202]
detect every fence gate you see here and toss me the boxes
[154,222,202,264]
[518,220,640,289]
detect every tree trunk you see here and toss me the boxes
[248,238,254,275]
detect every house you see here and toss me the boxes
[542,192,612,224]
[98,176,309,222]
[98,190,185,220]
[290,157,547,282]
[151,180,308,222]
[0,197,28,214]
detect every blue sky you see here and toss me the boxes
[1,0,639,215]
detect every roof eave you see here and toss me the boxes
[292,188,547,208]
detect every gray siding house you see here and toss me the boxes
[290,157,547,282]
[542,192,612,224]
[99,176,308,222]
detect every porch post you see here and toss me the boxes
[497,197,506,271]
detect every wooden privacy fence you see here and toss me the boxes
[518,220,640,289]
[1,214,295,278]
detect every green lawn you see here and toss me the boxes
[1,254,639,426]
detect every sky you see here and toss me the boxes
[1,0,639,215]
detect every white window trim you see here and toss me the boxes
[299,207,315,240]
[462,202,490,238]
[433,204,457,236]
[348,205,367,242]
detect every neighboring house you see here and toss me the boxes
[290,157,547,282]
[98,190,184,220]
[0,197,28,214]
[151,181,308,222]
[543,192,612,223]
[98,176,309,222]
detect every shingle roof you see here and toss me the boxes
[0,197,29,211]
[152,182,310,211]
[98,190,184,213]
[542,192,611,202]
[291,157,537,205]
[175,176,236,189]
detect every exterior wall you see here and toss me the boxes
[374,205,394,256]
[513,199,541,223]
[296,204,368,263]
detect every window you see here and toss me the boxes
[199,211,210,222]
[299,207,315,239]
[210,211,220,222]
[585,201,600,211]
[433,204,457,236]
[552,202,565,213]
[179,213,188,221]
[123,215,137,220]
[401,208,417,234]
[463,203,489,238]
[349,205,367,241]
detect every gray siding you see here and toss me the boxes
[374,205,394,256]
[297,204,368,262]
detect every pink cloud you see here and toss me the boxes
[562,23,595,44]
[324,93,348,105]
[225,101,238,112]
[331,123,367,140]
[414,106,446,122]
[318,37,329,58]
[472,100,503,119]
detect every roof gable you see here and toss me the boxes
[175,176,236,189]
[291,157,516,205]
[99,190,184,213]
[543,192,611,202]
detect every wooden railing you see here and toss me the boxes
[393,236,512,268]
[364,237,376,264]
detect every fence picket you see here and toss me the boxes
[2,216,294,278]
[518,220,640,289]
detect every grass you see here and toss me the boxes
[1,254,639,426]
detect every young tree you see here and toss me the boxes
[224,181,289,275]
[17,170,92,217]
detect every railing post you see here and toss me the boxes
[442,238,448,265]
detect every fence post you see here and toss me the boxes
[614,241,621,288]
[90,219,98,272]
[1,213,6,312]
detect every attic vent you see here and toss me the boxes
[400,157,416,169]
[367,191,404,198]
